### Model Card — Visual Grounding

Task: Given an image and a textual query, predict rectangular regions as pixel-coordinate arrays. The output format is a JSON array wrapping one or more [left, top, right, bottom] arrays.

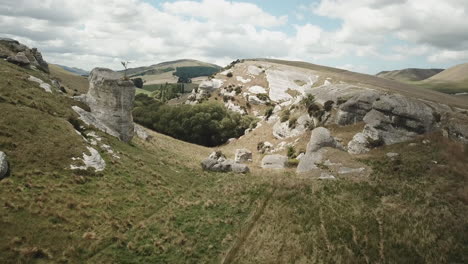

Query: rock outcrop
[[0, 38, 49, 73], [297, 127, 343, 173], [335, 91, 381, 125], [0, 151, 9, 179], [134, 124, 152, 141], [201, 151, 249, 173], [74, 68, 136, 142], [70, 147, 106, 172], [235, 149, 252, 163], [261, 154, 288, 169], [347, 94, 439, 153]]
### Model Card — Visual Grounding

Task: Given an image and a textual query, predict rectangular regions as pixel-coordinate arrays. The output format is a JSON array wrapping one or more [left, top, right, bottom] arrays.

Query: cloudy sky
[[1, 0, 467, 73]]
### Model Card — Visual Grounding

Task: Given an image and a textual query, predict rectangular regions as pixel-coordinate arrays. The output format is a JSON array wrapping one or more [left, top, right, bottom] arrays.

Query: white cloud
[[0, 0, 466, 73]]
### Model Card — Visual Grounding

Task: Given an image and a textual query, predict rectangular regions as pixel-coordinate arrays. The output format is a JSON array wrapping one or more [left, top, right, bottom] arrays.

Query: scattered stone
[[28, 75, 52, 93], [236, 76, 251, 83], [318, 172, 336, 180], [422, 139, 430, 144], [261, 154, 288, 169], [0, 151, 9, 179], [248, 85, 267, 94], [202, 151, 249, 173], [296, 151, 324, 173], [7, 52, 30, 66], [409, 143, 417, 147], [338, 167, 365, 174], [386, 152, 399, 158], [258, 141, 273, 154], [235, 149, 252, 163], [323, 159, 342, 166], [70, 147, 106, 172], [134, 124, 152, 141]]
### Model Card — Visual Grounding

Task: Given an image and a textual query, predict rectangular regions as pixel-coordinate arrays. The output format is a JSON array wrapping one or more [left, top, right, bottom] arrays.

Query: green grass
[[0, 59, 467, 263], [135, 88, 152, 96], [406, 80, 468, 94]]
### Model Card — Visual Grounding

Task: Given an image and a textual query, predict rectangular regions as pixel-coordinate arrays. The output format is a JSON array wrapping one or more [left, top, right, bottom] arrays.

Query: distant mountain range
[[56, 64, 89, 76]]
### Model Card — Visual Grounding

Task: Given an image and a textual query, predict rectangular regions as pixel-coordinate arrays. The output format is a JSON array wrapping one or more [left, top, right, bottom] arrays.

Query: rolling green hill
[[0, 58, 467, 263], [376, 68, 443, 82]]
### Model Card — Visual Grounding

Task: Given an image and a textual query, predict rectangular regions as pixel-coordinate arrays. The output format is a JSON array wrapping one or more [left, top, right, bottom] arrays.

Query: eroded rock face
[[0, 151, 9, 179], [7, 52, 30, 66], [335, 91, 382, 125], [0, 38, 49, 73], [75, 68, 135, 142]]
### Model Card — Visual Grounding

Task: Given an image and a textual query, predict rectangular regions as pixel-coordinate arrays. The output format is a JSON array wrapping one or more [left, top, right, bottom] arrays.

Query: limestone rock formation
[[7, 52, 30, 66], [261, 154, 288, 169], [235, 149, 252, 163], [0, 38, 49, 72], [70, 147, 106, 172], [297, 127, 343, 173], [335, 91, 382, 125], [201, 151, 249, 173], [0, 151, 9, 179], [74, 68, 136, 142]]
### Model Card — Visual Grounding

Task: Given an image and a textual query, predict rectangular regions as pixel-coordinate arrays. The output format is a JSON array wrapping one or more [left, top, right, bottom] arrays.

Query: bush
[[226, 72, 233, 78], [301, 94, 315, 109], [287, 159, 299, 167], [264, 106, 274, 119], [257, 93, 269, 102], [280, 110, 290, 123], [133, 95, 257, 147], [287, 146, 296, 159], [235, 86, 242, 94], [324, 100, 334, 112], [132, 78, 144, 88], [288, 116, 298, 128]]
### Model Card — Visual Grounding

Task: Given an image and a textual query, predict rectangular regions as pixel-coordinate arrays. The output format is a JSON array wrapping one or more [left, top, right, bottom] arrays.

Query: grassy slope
[[0, 59, 467, 263], [376, 68, 443, 82], [49, 64, 89, 94]]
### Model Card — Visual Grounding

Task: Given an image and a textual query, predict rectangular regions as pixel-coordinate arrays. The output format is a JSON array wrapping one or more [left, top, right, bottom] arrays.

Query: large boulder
[[261, 154, 288, 169], [306, 127, 342, 152], [7, 52, 30, 66], [297, 127, 343, 173], [82, 68, 136, 142], [0, 151, 9, 179], [235, 149, 252, 163], [201, 151, 249, 173]]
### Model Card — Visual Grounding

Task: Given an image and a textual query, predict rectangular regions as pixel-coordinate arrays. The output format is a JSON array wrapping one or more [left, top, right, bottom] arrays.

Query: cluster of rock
[[186, 79, 223, 104], [0, 38, 49, 73], [0, 151, 9, 179], [261, 154, 288, 169], [201, 151, 250, 173], [297, 127, 343, 173], [73, 68, 136, 142]]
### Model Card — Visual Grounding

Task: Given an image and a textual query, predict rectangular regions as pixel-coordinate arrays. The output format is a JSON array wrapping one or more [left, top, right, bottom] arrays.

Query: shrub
[[287, 158, 299, 167], [235, 86, 242, 94], [257, 93, 269, 102], [280, 110, 290, 123], [287, 146, 296, 159], [301, 94, 315, 109], [288, 116, 298, 128], [324, 100, 334, 112], [257, 141, 265, 151], [226, 72, 233, 78], [264, 106, 274, 119]]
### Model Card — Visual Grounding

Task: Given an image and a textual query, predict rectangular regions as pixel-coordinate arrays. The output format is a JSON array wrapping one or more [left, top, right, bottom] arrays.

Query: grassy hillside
[[0, 59, 467, 263], [49, 64, 89, 94], [125, 59, 221, 85], [427, 63, 468, 82], [376, 68, 443, 82]]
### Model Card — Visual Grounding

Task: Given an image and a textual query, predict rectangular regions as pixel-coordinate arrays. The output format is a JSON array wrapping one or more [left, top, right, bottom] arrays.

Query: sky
[[1, 0, 467, 74]]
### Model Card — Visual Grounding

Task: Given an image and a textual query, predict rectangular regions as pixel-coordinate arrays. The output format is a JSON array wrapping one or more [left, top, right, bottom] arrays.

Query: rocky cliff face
[[0, 38, 49, 73], [74, 68, 136, 142]]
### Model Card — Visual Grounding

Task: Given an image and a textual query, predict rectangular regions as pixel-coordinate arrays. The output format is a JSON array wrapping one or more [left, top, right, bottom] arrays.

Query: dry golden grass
[[49, 64, 89, 94]]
